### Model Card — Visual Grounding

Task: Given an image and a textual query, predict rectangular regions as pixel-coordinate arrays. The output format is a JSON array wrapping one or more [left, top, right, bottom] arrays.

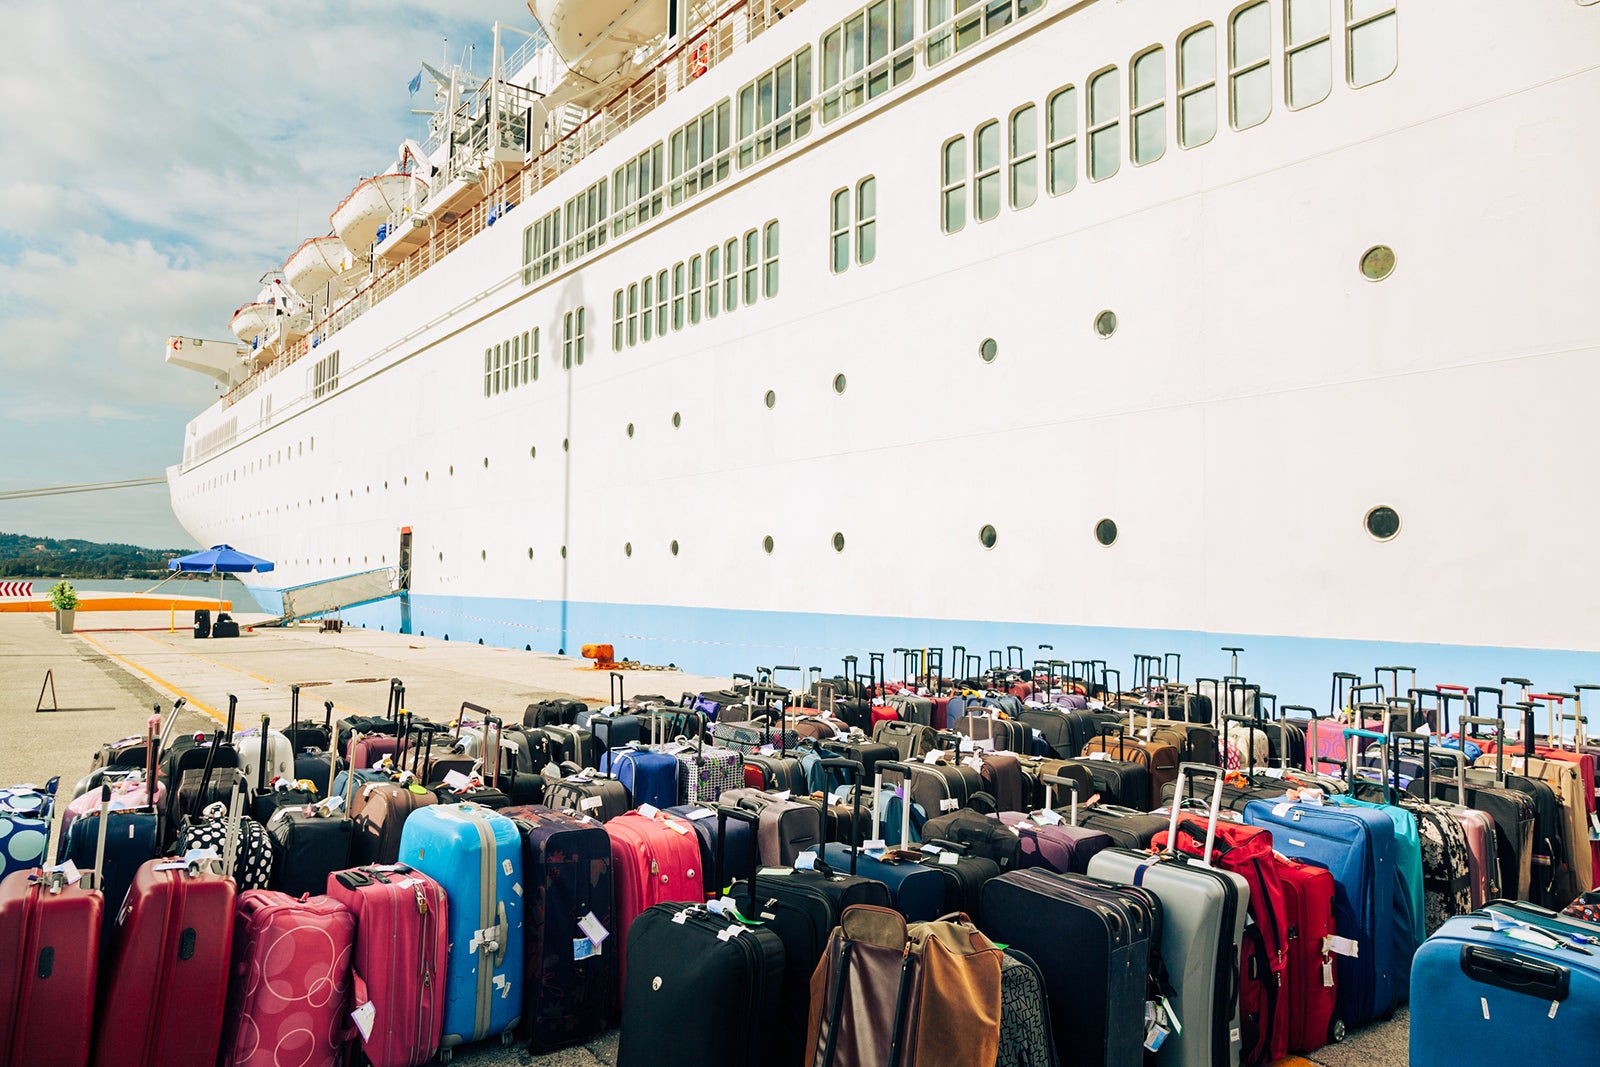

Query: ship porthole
[[563, 438, 570, 452], [1364, 505, 1401, 541], [1360, 245, 1396, 282], [764, 389, 777, 410], [529, 446, 537, 460], [1095, 518, 1118, 546], [763, 535, 775, 554], [832, 532, 846, 553], [1094, 310, 1117, 339], [625, 542, 633, 557], [672, 411, 682, 428], [561, 545, 568, 559], [449, 465, 454, 476], [627, 422, 635, 438], [979, 524, 998, 550], [833, 374, 847, 394], [670, 540, 680, 556], [482, 457, 488, 468], [437, 552, 443, 562], [480, 550, 486, 561], [527, 547, 533, 559], [979, 338, 998, 363]]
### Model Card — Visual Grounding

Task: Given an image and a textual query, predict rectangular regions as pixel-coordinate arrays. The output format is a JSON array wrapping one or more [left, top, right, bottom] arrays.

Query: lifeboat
[[229, 302, 276, 344], [282, 235, 353, 296], [531, 0, 667, 89], [330, 173, 426, 252]]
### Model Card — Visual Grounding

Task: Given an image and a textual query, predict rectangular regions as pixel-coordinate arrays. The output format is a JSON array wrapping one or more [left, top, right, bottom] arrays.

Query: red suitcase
[[324, 864, 449, 1067], [604, 810, 703, 1009], [0, 782, 110, 1067], [1277, 855, 1341, 1051], [92, 853, 236, 1066], [218, 890, 357, 1067]]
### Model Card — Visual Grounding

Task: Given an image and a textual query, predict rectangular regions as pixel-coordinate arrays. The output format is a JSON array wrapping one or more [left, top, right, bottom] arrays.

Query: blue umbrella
[[168, 545, 274, 612], [168, 545, 275, 574]]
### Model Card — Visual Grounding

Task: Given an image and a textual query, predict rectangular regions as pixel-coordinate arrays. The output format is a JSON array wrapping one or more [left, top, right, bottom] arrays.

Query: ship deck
[[0, 610, 1407, 1067]]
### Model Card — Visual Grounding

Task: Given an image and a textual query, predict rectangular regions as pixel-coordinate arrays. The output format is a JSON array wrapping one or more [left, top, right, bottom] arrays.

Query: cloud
[[0, 0, 517, 546]]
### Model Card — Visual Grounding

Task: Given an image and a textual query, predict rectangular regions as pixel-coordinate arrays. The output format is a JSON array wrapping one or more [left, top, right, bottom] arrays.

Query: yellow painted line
[[76, 631, 227, 727]]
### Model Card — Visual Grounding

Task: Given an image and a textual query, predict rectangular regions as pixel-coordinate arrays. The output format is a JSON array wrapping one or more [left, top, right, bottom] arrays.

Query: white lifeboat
[[531, 0, 667, 83], [330, 173, 426, 252], [229, 302, 276, 343], [282, 235, 353, 296]]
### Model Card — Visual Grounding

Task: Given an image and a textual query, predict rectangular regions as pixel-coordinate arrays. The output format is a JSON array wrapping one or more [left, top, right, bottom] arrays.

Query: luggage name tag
[[963, 755, 985, 772], [1143, 1024, 1169, 1053], [350, 1000, 376, 1042], [40, 860, 84, 889], [938, 851, 960, 866], [959, 737, 976, 753], [574, 937, 602, 959], [940, 798, 960, 811], [1322, 958, 1335, 987], [759, 745, 777, 756], [580, 796, 604, 812], [577, 911, 610, 946], [663, 818, 691, 835], [1031, 808, 1063, 826], [922, 750, 945, 764], [1085, 752, 1109, 761], [684, 807, 715, 820], [773, 790, 792, 801], [443, 770, 473, 792], [1323, 935, 1360, 958], [863, 838, 887, 856], [637, 803, 660, 819]]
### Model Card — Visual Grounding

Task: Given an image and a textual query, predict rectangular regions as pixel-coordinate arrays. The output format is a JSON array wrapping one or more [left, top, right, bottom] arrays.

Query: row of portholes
[[977, 311, 1118, 366]]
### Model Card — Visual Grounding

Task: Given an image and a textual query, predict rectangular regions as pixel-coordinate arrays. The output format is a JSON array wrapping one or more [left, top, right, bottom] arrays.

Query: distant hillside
[[0, 531, 188, 579]]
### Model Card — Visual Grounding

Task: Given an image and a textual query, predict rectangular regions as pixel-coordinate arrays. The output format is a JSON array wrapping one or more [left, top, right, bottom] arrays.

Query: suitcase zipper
[[418, 884, 436, 1063]]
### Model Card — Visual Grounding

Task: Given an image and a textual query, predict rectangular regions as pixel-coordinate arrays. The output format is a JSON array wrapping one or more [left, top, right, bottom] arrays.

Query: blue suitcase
[[0, 781, 57, 881], [1243, 797, 1402, 1026], [398, 803, 525, 1051], [1410, 910, 1600, 1066], [602, 748, 680, 811], [1327, 792, 1424, 954], [666, 803, 754, 894]]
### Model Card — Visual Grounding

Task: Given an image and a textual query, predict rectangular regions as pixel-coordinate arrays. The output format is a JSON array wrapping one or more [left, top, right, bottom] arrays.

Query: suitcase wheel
[[502, 1032, 516, 1047], [438, 1050, 452, 1064], [1329, 1019, 1346, 1043]]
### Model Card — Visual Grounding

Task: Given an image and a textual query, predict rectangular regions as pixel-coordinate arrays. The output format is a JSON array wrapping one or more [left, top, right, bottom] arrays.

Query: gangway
[[258, 568, 401, 626]]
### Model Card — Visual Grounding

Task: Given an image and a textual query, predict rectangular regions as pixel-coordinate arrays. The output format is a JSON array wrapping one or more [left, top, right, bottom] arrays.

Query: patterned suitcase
[[499, 806, 614, 1052], [0, 781, 57, 882], [668, 737, 744, 806], [397, 804, 525, 1052], [218, 891, 356, 1067], [324, 864, 449, 1067]]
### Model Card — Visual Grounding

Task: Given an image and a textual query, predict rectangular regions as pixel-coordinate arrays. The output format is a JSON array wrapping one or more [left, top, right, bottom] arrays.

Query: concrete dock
[[0, 608, 1407, 1067]]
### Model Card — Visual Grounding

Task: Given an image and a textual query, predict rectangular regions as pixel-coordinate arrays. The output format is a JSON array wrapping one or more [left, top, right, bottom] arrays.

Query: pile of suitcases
[[2, 653, 1598, 1066]]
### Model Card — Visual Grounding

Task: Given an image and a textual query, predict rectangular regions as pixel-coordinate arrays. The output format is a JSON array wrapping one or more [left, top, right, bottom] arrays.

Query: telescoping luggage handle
[[1041, 773, 1081, 826], [714, 804, 762, 901], [1165, 762, 1226, 867], [1389, 729, 1469, 808], [819, 757, 865, 875], [1459, 715, 1511, 787], [875, 760, 917, 857], [1343, 727, 1395, 803]]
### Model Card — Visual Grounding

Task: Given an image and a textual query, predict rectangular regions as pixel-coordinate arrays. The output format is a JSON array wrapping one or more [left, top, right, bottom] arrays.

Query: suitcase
[[995, 811, 1112, 875], [952, 712, 1029, 754], [615, 898, 785, 1067], [603, 809, 704, 1006], [981, 869, 1154, 1067], [921, 806, 1023, 872], [667, 802, 755, 896], [233, 715, 295, 799], [602, 746, 681, 810], [585, 712, 641, 755], [1086, 764, 1248, 1067], [266, 801, 354, 898], [0, 785, 110, 1067], [809, 760, 947, 922], [832, 735, 898, 781], [526, 699, 585, 728], [499, 806, 615, 1052], [542, 765, 631, 822], [1409, 909, 1600, 1067], [93, 823, 239, 1066], [975, 751, 1025, 813], [1080, 727, 1179, 809], [805, 904, 1004, 1067], [1276, 855, 1340, 1052], [917, 839, 999, 923], [667, 734, 744, 806], [396, 804, 524, 1052], [325, 864, 448, 1067], [175, 797, 275, 891], [996, 948, 1059, 1067], [218, 890, 356, 1067], [0, 781, 58, 882], [872, 719, 940, 760], [895, 757, 984, 820], [715, 787, 824, 867]]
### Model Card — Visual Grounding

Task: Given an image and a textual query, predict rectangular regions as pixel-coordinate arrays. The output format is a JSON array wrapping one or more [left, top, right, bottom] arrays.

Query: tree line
[[0, 531, 188, 579]]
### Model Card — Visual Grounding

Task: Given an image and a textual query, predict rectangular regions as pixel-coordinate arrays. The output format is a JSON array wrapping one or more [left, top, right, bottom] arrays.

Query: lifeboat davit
[[330, 173, 426, 252], [283, 235, 354, 296], [229, 302, 276, 343]]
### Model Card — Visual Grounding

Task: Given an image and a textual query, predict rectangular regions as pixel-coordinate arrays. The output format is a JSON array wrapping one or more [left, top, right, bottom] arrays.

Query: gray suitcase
[[1085, 763, 1248, 1067]]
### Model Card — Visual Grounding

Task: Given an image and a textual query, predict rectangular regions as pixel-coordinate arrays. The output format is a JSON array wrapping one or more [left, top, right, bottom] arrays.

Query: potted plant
[[49, 580, 78, 634]]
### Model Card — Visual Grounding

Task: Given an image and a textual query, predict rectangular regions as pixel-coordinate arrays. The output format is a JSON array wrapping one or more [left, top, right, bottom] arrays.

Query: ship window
[[1008, 105, 1037, 210], [1131, 47, 1166, 165], [974, 120, 1001, 221], [832, 189, 851, 273], [744, 229, 761, 304], [673, 262, 686, 330], [1095, 310, 1118, 337], [1230, 2, 1272, 130], [834, 373, 848, 394], [625, 542, 633, 557], [483, 348, 491, 398], [527, 328, 538, 381], [833, 532, 846, 552], [927, 0, 1040, 65], [1095, 518, 1119, 546], [724, 238, 740, 312], [1365, 505, 1400, 540], [672, 411, 682, 428], [563, 307, 586, 369], [764, 221, 781, 298], [1286, 0, 1332, 108], [980, 337, 998, 363], [707, 246, 721, 318], [979, 524, 998, 549], [821, 0, 914, 122], [656, 269, 669, 336], [627, 422, 635, 438], [642, 275, 655, 342], [670, 540, 680, 556], [740, 46, 813, 167], [1178, 25, 1217, 148], [491, 345, 502, 396], [1088, 67, 1121, 181], [856, 177, 877, 264], [941, 135, 967, 233], [669, 100, 733, 206], [627, 284, 639, 346], [610, 142, 664, 237], [1046, 86, 1078, 195], [613, 289, 625, 351], [690, 255, 704, 324], [765, 389, 778, 409], [1346, 0, 1397, 87], [763, 535, 775, 554], [1360, 244, 1396, 280]]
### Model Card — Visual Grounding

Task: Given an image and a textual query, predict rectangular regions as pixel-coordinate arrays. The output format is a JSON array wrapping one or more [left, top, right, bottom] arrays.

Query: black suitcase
[[899, 759, 985, 818], [744, 753, 808, 793], [1078, 805, 1171, 849], [616, 808, 786, 1067], [834, 737, 897, 781], [919, 839, 1000, 923], [919, 804, 1022, 871], [1063, 756, 1149, 809], [543, 765, 630, 822], [952, 713, 1028, 754], [192, 607, 211, 639], [266, 805, 354, 897], [540, 723, 598, 769], [982, 869, 1156, 1067]]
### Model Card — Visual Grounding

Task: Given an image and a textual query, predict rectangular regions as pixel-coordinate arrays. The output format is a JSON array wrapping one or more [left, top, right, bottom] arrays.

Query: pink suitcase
[[603, 810, 703, 1009], [0, 854, 105, 1067], [324, 864, 449, 1067], [59, 776, 165, 842], [218, 890, 357, 1067]]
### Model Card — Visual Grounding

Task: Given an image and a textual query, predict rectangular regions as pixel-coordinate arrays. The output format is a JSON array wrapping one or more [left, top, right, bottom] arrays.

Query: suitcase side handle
[[1460, 944, 1569, 1000]]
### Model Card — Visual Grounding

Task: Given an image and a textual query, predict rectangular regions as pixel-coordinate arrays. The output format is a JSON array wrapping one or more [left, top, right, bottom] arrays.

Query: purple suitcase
[[998, 811, 1114, 874]]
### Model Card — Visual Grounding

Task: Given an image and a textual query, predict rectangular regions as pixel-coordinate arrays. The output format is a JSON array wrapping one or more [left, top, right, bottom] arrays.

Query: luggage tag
[[1323, 935, 1360, 958], [1031, 808, 1063, 826], [863, 838, 887, 857], [39, 860, 84, 890], [443, 770, 473, 792], [577, 911, 610, 947], [963, 755, 986, 772], [683, 807, 716, 821], [637, 803, 660, 819], [350, 1000, 376, 1042], [938, 851, 961, 866], [573, 937, 602, 960]]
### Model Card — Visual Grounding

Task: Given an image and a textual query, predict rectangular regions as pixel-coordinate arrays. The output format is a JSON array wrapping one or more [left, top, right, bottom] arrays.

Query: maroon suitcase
[[218, 890, 357, 1067], [92, 853, 236, 1066], [324, 864, 449, 1067], [0, 817, 107, 1067]]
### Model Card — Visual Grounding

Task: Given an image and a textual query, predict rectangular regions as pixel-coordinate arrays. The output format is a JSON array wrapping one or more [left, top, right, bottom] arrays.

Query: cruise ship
[[165, 0, 1600, 705]]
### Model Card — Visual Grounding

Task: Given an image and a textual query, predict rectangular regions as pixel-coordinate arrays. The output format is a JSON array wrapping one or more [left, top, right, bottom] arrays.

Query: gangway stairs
[[258, 568, 402, 626]]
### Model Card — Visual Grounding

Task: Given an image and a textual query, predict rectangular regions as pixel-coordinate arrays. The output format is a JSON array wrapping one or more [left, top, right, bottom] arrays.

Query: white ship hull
[[168, 0, 1600, 701]]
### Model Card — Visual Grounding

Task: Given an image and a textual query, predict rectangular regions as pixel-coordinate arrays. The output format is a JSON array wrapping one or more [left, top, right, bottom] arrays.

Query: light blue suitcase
[[398, 803, 524, 1055], [1411, 908, 1600, 1065]]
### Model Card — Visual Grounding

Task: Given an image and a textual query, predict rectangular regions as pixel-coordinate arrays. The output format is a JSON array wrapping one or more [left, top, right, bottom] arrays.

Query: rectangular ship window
[[941, 134, 967, 232], [1286, 0, 1331, 109], [974, 119, 1001, 220], [613, 289, 625, 351], [1046, 86, 1077, 195], [655, 269, 669, 335], [707, 246, 721, 318], [1088, 67, 1120, 181], [1230, 2, 1271, 130], [1131, 47, 1166, 165], [1178, 25, 1217, 148], [821, 0, 913, 122], [642, 275, 655, 342], [743, 230, 760, 305], [1008, 106, 1037, 209], [690, 254, 704, 324], [763, 220, 780, 298], [672, 261, 686, 330], [724, 238, 740, 312], [1346, 0, 1397, 88], [627, 283, 639, 345], [831, 189, 851, 273], [856, 177, 877, 264], [740, 46, 813, 167]]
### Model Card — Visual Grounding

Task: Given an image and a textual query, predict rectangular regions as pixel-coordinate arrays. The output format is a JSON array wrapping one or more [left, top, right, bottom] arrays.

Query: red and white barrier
[[0, 581, 35, 597]]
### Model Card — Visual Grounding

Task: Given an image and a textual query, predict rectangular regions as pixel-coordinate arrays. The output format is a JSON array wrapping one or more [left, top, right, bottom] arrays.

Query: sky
[[0, 1, 523, 549]]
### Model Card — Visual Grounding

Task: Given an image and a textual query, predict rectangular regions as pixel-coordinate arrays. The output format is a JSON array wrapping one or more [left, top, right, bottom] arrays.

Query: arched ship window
[[1229, 3, 1272, 130], [1346, 0, 1398, 88], [1286, 0, 1332, 109]]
